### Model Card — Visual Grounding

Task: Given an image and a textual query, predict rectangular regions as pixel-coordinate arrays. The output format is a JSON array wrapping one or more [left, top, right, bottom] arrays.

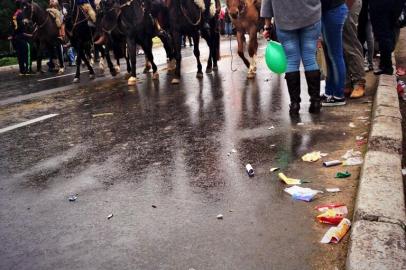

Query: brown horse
[[226, 0, 263, 79]]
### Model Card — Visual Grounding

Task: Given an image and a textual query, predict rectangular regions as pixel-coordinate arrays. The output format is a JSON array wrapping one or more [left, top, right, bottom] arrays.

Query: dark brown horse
[[64, 0, 96, 82], [21, 0, 65, 73], [167, 0, 220, 84], [226, 0, 263, 79]]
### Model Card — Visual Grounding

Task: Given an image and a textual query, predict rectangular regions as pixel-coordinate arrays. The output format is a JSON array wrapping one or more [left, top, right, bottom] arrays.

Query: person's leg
[[343, 0, 366, 97], [15, 38, 25, 74], [299, 21, 322, 113], [365, 14, 374, 70], [321, 4, 348, 102], [276, 27, 301, 115]]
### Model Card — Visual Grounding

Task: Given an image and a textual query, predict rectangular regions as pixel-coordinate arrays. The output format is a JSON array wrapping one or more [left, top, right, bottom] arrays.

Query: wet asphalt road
[[0, 37, 375, 270]]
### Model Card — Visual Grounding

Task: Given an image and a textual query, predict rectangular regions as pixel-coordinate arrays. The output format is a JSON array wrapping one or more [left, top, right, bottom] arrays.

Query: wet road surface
[[0, 37, 376, 270]]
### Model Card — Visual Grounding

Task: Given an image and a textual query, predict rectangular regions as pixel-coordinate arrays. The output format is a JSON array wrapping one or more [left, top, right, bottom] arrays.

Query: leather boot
[[285, 71, 301, 115], [305, 70, 321, 114]]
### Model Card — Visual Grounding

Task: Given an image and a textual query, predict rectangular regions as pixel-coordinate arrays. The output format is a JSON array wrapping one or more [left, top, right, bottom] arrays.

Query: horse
[[97, 0, 174, 81], [94, 0, 131, 77], [21, 0, 65, 74], [167, 0, 220, 84], [226, 0, 263, 79], [98, 0, 173, 85], [64, 0, 96, 82]]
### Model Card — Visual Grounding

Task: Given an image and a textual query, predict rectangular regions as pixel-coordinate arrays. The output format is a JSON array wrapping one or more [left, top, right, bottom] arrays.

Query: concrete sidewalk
[[346, 29, 406, 270]]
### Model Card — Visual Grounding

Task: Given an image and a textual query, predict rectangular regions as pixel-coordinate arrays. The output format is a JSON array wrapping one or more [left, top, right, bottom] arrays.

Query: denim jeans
[[322, 3, 348, 98], [224, 22, 232, 35], [276, 21, 321, 73]]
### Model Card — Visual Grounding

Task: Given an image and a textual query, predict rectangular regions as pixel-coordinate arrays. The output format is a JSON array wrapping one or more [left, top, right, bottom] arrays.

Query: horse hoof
[[196, 72, 203, 79], [57, 68, 64, 74], [73, 77, 80, 83], [89, 74, 95, 80], [115, 65, 121, 73], [171, 78, 180, 84], [152, 72, 159, 80], [247, 72, 256, 79], [128, 76, 137, 85], [110, 70, 117, 77], [205, 67, 212, 74], [213, 66, 218, 71]]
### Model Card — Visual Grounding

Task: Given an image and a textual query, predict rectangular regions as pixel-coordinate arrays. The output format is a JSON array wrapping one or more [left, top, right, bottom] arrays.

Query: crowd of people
[[261, 0, 406, 115]]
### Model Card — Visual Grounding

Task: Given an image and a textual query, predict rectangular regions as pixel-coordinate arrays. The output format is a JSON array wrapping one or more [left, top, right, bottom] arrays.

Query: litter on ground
[[107, 214, 114, 220], [320, 218, 351, 244], [349, 122, 356, 128], [402, 168, 406, 175], [270, 167, 280, 172], [246, 164, 254, 177], [343, 157, 363, 166], [68, 195, 77, 202], [302, 151, 322, 162], [323, 160, 342, 167], [92, 113, 114, 117], [326, 188, 341, 193], [335, 171, 351, 178], [278, 173, 302, 185], [341, 149, 361, 160], [217, 214, 223, 219], [268, 126, 275, 130], [284, 186, 323, 202], [316, 204, 348, 225]]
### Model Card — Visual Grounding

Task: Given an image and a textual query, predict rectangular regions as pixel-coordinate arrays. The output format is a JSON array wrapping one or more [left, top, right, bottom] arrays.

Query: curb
[[346, 75, 406, 270]]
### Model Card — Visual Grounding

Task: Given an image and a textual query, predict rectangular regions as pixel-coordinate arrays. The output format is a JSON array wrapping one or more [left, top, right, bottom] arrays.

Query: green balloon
[[265, 41, 287, 74]]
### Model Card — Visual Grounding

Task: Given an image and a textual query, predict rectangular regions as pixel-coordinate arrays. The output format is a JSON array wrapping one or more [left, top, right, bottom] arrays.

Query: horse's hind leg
[[170, 31, 182, 84], [236, 31, 250, 68], [143, 40, 158, 80], [126, 38, 138, 85], [192, 33, 203, 79], [247, 28, 258, 79], [158, 30, 175, 71], [57, 42, 65, 74], [79, 47, 95, 79], [73, 48, 81, 83]]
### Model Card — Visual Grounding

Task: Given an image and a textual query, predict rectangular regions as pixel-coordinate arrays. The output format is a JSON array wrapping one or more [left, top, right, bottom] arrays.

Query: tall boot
[[285, 71, 301, 115], [305, 70, 321, 114]]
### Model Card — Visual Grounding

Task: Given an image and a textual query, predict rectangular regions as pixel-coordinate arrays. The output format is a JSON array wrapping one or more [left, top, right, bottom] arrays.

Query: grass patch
[[0, 57, 18, 67]]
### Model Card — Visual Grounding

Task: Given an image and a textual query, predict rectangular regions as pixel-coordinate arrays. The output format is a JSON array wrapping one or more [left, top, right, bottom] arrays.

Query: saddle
[[47, 8, 63, 28]]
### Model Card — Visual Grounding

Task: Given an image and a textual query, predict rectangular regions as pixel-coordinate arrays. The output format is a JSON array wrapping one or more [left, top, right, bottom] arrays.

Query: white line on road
[[37, 71, 89, 82], [0, 114, 59, 134]]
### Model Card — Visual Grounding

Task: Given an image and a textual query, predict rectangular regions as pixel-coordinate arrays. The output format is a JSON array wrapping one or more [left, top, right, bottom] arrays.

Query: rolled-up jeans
[[322, 3, 348, 98], [276, 21, 321, 73]]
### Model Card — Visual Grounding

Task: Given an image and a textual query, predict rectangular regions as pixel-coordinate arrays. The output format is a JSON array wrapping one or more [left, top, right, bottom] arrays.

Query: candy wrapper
[[278, 173, 301, 185], [320, 218, 351, 244], [316, 203, 348, 225]]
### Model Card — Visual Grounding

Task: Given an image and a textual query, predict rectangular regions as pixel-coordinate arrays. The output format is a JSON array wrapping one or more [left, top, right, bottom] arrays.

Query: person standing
[[369, 0, 405, 75], [342, 0, 366, 99], [261, 0, 322, 115], [321, 0, 349, 106], [10, 0, 32, 75]]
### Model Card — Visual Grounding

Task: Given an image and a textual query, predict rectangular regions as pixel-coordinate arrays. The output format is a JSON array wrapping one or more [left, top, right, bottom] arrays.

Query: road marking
[[0, 114, 58, 134], [37, 71, 89, 82]]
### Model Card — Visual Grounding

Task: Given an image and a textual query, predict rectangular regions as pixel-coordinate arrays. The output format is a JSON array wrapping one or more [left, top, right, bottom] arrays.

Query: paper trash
[[320, 218, 351, 244], [284, 186, 323, 202], [278, 173, 301, 185]]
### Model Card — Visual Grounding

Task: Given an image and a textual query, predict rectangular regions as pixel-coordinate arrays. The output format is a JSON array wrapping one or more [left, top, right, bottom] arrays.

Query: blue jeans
[[276, 21, 321, 73], [224, 22, 232, 35], [322, 4, 348, 98]]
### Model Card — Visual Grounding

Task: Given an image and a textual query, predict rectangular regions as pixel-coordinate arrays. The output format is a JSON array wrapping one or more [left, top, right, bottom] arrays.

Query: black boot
[[305, 70, 321, 114], [285, 71, 301, 115]]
